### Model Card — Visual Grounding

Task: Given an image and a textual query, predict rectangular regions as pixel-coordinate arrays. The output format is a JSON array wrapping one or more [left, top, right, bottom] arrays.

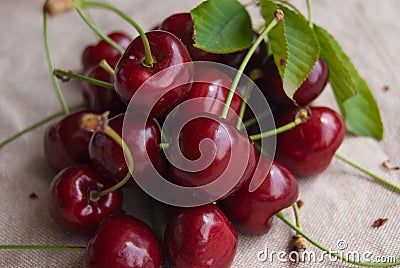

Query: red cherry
[[48, 164, 123, 233], [82, 32, 131, 70], [276, 106, 346, 177], [220, 156, 299, 235], [44, 110, 93, 171], [160, 13, 220, 62], [89, 113, 161, 188], [167, 114, 256, 199], [114, 30, 193, 118], [259, 57, 329, 106], [164, 204, 237, 268], [84, 214, 163, 268], [176, 66, 242, 124], [82, 65, 126, 116]]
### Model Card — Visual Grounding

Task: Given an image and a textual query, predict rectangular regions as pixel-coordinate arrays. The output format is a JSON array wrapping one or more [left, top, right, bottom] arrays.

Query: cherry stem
[[274, 0, 302, 14], [99, 59, 115, 76], [43, 4, 70, 114], [249, 117, 303, 141], [276, 212, 400, 267], [243, 111, 269, 129], [235, 81, 253, 130], [292, 203, 306, 251], [153, 118, 168, 142], [74, 6, 124, 55], [306, 0, 314, 28], [0, 102, 86, 150], [0, 245, 85, 251], [159, 143, 169, 150], [80, 113, 134, 199], [335, 153, 400, 193], [80, 0, 154, 67], [221, 10, 284, 120], [54, 69, 114, 89]]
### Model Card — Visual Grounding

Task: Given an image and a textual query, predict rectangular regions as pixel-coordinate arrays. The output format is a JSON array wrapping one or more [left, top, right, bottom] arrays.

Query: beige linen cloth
[[0, 0, 399, 267]]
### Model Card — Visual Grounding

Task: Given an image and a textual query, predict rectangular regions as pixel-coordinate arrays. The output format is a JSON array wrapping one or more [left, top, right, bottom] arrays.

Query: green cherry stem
[[43, 4, 70, 114], [292, 203, 306, 251], [159, 143, 169, 150], [249, 117, 303, 141], [335, 153, 400, 193], [0, 102, 87, 150], [80, 113, 134, 199], [74, 6, 124, 54], [235, 80, 253, 130], [221, 10, 284, 120], [99, 59, 115, 76], [274, 0, 302, 15], [54, 69, 114, 89], [0, 245, 85, 251], [276, 212, 400, 267], [79, 0, 154, 67], [306, 0, 314, 28]]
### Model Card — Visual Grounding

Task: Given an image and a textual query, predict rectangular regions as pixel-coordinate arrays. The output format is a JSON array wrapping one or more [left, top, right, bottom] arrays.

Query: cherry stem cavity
[[221, 10, 284, 120], [99, 59, 115, 76], [0, 245, 85, 251], [0, 102, 87, 150], [80, 113, 134, 199], [276, 212, 400, 267], [250, 117, 303, 141], [75, 8, 124, 55], [43, 5, 70, 114], [80, 0, 154, 67], [335, 153, 400, 193], [54, 69, 114, 89]]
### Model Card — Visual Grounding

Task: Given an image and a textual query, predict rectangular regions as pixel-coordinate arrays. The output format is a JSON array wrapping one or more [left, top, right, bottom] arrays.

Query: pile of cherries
[[43, 10, 346, 268]]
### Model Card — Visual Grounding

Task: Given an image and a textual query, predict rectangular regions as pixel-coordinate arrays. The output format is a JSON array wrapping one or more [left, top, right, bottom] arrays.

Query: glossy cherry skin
[[220, 156, 299, 235], [48, 164, 123, 233], [167, 114, 256, 198], [276, 106, 346, 177], [176, 66, 242, 123], [259, 57, 329, 106], [220, 31, 267, 73], [160, 13, 220, 62], [164, 204, 237, 268], [82, 32, 131, 70], [114, 30, 193, 118], [44, 109, 93, 171], [84, 214, 163, 268], [89, 113, 161, 188], [82, 65, 126, 116]]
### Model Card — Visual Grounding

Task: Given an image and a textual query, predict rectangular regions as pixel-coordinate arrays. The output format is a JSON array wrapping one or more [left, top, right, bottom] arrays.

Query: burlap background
[[0, 0, 399, 267]]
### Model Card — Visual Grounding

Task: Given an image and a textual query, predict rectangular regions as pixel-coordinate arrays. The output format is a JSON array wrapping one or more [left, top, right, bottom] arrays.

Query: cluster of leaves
[[190, 0, 383, 140]]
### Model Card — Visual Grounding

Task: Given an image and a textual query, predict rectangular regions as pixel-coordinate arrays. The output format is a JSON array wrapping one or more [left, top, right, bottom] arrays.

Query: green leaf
[[260, 1, 320, 98], [190, 0, 253, 53], [315, 25, 383, 140]]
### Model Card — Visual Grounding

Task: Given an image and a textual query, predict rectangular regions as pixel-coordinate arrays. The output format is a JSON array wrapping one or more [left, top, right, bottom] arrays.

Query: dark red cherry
[[220, 156, 299, 235], [114, 30, 193, 118], [176, 66, 242, 123], [259, 57, 329, 106], [276, 106, 346, 177], [84, 214, 163, 268], [160, 13, 220, 62], [48, 164, 123, 233], [220, 31, 267, 73], [44, 109, 93, 171], [82, 32, 131, 70], [164, 204, 237, 268], [89, 113, 161, 188], [82, 65, 126, 116], [166, 114, 256, 199]]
